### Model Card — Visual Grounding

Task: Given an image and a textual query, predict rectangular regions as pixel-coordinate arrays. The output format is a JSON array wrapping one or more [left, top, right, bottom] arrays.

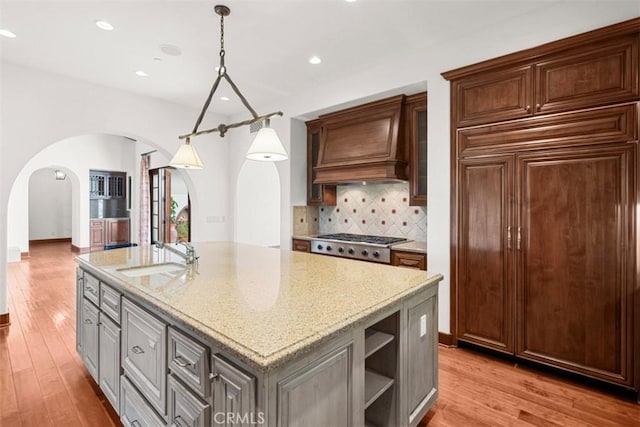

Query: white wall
[[29, 168, 72, 240], [0, 62, 231, 316], [235, 160, 281, 247]]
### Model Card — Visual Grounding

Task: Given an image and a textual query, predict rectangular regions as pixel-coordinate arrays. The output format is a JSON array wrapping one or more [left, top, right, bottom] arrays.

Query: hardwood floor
[[1, 241, 639, 426]]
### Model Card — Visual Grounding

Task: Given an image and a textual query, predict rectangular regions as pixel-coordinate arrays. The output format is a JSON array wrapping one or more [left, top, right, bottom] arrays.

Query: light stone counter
[[77, 241, 441, 372], [392, 240, 427, 254]]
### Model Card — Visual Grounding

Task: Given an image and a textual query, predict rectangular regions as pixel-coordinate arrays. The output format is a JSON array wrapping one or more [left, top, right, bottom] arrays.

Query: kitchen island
[[76, 241, 442, 427]]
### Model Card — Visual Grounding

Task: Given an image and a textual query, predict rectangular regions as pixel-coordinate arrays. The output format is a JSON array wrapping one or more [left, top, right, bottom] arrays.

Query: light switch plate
[[420, 314, 427, 337]]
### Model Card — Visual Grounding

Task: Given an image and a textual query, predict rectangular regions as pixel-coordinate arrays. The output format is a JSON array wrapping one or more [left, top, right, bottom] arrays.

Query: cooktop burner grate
[[316, 233, 407, 246]]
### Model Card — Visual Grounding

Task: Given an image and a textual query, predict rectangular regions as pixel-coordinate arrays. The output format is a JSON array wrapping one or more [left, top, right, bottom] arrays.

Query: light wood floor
[[2, 241, 639, 426]]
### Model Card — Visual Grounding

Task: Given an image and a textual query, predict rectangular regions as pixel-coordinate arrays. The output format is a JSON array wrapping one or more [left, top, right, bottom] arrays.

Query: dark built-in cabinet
[[444, 18, 639, 395]]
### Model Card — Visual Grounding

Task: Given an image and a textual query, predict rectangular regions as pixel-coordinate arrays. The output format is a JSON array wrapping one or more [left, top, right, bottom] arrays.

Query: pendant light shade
[[246, 125, 288, 161], [169, 138, 204, 169]]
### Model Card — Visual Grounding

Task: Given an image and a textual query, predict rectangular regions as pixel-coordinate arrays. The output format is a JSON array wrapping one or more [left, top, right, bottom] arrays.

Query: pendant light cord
[[184, 6, 280, 140]]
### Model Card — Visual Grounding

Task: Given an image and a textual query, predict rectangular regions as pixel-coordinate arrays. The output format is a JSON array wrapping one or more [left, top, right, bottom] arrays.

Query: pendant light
[[170, 4, 287, 169]]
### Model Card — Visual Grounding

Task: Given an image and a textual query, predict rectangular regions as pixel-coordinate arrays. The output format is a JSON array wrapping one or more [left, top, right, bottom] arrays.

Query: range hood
[[313, 95, 409, 184]]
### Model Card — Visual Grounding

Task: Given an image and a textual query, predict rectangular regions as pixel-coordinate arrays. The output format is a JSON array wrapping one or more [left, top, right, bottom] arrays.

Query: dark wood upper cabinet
[[536, 36, 638, 115], [446, 23, 639, 128], [306, 120, 336, 206], [405, 93, 427, 206], [452, 65, 533, 127]]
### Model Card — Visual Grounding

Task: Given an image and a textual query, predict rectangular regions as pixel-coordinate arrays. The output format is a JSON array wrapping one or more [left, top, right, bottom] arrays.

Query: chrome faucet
[[155, 241, 198, 265]]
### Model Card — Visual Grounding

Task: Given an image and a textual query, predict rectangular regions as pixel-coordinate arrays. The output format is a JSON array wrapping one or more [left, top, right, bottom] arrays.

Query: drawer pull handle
[[131, 345, 145, 354], [209, 372, 219, 381], [171, 416, 184, 427], [84, 319, 93, 324], [173, 356, 192, 368], [131, 420, 142, 427]]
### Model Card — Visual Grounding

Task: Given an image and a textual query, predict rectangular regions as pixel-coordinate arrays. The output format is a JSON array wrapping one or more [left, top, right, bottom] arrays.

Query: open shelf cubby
[[364, 311, 399, 427]]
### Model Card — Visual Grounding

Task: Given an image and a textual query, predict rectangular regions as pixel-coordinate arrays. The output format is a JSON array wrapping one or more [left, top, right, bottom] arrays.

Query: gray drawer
[[168, 327, 210, 398], [100, 282, 122, 324], [168, 375, 210, 427], [83, 272, 100, 306], [120, 375, 164, 427], [122, 298, 167, 416]]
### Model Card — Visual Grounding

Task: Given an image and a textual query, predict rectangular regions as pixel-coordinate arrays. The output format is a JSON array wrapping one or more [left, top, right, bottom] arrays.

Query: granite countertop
[[77, 242, 441, 371], [392, 241, 427, 254]]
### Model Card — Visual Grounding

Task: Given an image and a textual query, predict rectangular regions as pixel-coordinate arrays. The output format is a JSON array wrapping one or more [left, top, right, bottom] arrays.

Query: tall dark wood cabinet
[[444, 18, 640, 395], [306, 119, 336, 206]]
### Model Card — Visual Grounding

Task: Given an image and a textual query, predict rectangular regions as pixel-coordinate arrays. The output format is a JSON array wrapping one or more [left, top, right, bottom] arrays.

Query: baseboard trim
[[0, 313, 10, 328], [30, 238, 72, 244], [71, 245, 90, 254], [438, 332, 455, 347]]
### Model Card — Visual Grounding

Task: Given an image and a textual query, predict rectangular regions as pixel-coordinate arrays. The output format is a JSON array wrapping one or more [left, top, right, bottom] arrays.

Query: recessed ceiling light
[[345, 0, 357, 2], [135, 70, 148, 77], [153, 57, 162, 62], [94, 20, 114, 31], [309, 56, 322, 65], [0, 29, 17, 38], [220, 96, 230, 101], [160, 44, 182, 56]]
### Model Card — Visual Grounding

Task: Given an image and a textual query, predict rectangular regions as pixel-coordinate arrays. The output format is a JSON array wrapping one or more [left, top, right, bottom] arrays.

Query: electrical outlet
[[420, 314, 427, 337]]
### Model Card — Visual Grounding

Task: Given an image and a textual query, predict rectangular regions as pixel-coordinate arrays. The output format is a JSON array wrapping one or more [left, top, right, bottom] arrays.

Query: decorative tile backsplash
[[319, 182, 427, 241]]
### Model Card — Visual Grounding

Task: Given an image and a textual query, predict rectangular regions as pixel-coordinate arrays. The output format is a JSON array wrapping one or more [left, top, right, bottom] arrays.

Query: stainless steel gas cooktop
[[311, 233, 408, 264]]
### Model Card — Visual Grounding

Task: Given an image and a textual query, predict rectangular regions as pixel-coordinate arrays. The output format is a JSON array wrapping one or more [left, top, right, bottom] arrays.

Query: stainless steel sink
[[117, 262, 186, 277]]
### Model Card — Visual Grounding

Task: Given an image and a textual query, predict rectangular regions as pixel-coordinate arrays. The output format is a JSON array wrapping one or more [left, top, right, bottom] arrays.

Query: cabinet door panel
[[168, 375, 210, 427], [99, 313, 121, 413], [458, 156, 514, 353], [517, 144, 635, 386], [277, 345, 352, 427], [406, 291, 438, 424], [453, 65, 532, 127], [212, 354, 256, 427], [306, 120, 336, 206], [81, 299, 100, 382], [536, 36, 639, 115], [122, 298, 167, 415]]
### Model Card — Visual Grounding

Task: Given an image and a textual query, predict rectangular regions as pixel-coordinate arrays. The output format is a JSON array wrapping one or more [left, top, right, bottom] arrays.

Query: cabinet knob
[[536, 103, 541, 111], [209, 372, 219, 381], [131, 345, 145, 354], [526, 105, 531, 113], [84, 319, 92, 324], [131, 421, 142, 427]]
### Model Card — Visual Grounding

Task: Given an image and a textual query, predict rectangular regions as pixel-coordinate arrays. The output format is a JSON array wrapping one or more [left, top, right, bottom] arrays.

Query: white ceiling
[[0, 0, 604, 117]]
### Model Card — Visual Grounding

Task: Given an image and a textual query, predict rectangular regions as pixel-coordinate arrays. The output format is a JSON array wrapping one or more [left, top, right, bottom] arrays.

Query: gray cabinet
[[168, 375, 210, 427], [212, 354, 256, 427], [99, 312, 121, 412], [81, 298, 100, 382], [100, 283, 122, 324], [120, 375, 165, 427], [76, 269, 83, 355], [122, 298, 167, 416], [83, 272, 100, 306], [406, 291, 438, 425], [168, 327, 210, 399], [277, 345, 353, 427]]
